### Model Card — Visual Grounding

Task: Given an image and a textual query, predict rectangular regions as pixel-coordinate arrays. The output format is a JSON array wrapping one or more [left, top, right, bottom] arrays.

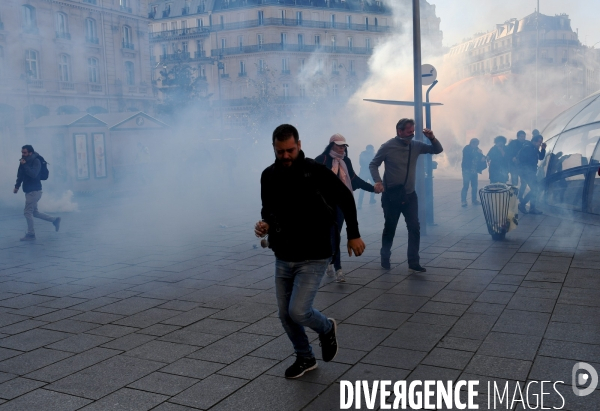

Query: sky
[[434, 0, 600, 47]]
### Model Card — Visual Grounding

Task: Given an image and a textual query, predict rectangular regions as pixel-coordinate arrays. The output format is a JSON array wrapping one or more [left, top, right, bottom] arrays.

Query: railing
[[238, 72, 247, 77], [221, 73, 230, 78], [211, 43, 372, 56], [160, 52, 205, 62], [89, 84, 103, 92], [128, 86, 137, 93], [195, 51, 206, 58], [29, 80, 43, 88], [281, 69, 291, 75], [149, 26, 210, 40], [83, 0, 97, 4], [56, 31, 71, 40], [59, 81, 75, 90], [120, 5, 132, 13], [122, 41, 135, 50], [211, 0, 390, 14], [86, 37, 99, 44]]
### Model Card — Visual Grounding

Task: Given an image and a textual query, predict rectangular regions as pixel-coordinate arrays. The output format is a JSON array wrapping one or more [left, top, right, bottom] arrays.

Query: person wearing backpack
[[315, 134, 379, 283], [13, 145, 61, 241], [254, 124, 366, 379]]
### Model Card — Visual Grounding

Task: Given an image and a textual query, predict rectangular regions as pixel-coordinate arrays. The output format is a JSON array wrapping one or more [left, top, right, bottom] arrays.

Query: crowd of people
[[461, 129, 547, 214]]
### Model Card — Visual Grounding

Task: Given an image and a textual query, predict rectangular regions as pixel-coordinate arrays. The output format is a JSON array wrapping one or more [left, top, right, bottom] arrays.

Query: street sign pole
[[425, 79, 438, 225], [412, 0, 426, 235]]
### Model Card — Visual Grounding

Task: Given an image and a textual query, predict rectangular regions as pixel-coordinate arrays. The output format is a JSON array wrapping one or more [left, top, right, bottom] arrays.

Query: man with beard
[[254, 124, 365, 379], [370, 118, 443, 272]]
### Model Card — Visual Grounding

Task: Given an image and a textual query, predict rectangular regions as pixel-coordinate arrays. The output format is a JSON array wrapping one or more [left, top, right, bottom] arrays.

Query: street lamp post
[[412, 0, 426, 235]]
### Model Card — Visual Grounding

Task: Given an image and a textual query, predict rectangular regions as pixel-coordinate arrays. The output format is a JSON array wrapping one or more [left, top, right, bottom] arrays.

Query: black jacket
[[15, 152, 42, 193], [462, 145, 486, 173], [486, 146, 509, 183], [260, 151, 360, 262], [314, 153, 375, 193], [506, 139, 525, 162], [517, 141, 546, 172]]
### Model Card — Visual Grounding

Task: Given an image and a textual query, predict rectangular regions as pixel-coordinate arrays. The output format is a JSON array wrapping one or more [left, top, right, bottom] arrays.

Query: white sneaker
[[335, 269, 345, 283], [326, 264, 335, 278]]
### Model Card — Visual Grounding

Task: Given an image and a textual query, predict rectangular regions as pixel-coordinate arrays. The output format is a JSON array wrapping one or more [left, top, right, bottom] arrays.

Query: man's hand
[[423, 129, 436, 141], [254, 221, 269, 237], [374, 182, 384, 193], [541, 143, 547, 150], [19, 159, 26, 165], [13, 188, 18, 194], [347, 238, 366, 257]]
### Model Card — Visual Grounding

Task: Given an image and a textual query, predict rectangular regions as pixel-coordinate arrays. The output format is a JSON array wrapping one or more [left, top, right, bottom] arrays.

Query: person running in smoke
[[357, 145, 377, 209], [460, 138, 486, 207], [506, 130, 527, 190], [254, 124, 366, 379], [13, 145, 61, 241], [315, 134, 379, 283], [517, 134, 546, 215], [487, 136, 509, 184], [369, 118, 443, 272]]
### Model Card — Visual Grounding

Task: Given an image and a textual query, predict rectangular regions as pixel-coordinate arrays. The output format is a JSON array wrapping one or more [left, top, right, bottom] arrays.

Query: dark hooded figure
[[487, 135, 509, 183]]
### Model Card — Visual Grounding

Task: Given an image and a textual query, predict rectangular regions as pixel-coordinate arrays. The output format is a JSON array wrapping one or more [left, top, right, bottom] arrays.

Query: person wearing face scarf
[[315, 134, 380, 283], [369, 119, 444, 272]]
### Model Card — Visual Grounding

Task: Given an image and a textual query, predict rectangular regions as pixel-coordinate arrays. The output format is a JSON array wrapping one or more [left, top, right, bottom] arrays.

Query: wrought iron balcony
[[56, 31, 71, 40], [149, 27, 209, 41], [59, 81, 75, 91], [122, 41, 135, 50], [212, 0, 391, 14], [83, 0, 97, 4], [86, 37, 99, 44], [211, 43, 373, 56]]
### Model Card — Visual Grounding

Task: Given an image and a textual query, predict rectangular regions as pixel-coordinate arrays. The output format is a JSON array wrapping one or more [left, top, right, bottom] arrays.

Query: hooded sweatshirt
[[15, 152, 42, 193]]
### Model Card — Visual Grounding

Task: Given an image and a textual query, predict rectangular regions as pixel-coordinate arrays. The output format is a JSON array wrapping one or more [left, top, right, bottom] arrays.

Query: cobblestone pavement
[[0, 179, 599, 410]]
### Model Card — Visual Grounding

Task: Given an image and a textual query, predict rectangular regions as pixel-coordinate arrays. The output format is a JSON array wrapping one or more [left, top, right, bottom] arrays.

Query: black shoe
[[381, 258, 391, 270], [409, 264, 427, 273], [284, 356, 317, 379], [53, 217, 61, 232], [319, 318, 338, 362]]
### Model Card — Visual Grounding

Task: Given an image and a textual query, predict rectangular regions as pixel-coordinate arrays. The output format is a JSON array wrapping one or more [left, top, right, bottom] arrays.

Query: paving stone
[[148, 403, 194, 411], [506, 296, 556, 313], [170, 374, 248, 409], [94, 297, 165, 316], [387, 280, 446, 297], [128, 372, 199, 396], [217, 356, 278, 380], [302, 384, 342, 411], [476, 290, 514, 305], [0, 389, 92, 410], [465, 355, 531, 381], [447, 313, 497, 340], [335, 323, 393, 351], [0, 377, 46, 400], [124, 340, 198, 363], [68, 311, 125, 325], [46, 356, 165, 400], [42, 319, 100, 334], [421, 348, 474, 370], [360, 346, 426, 370], [408, 312, 459, 326], [0, 348, 73, 375], [240, 317, 284, 337], [538, 339, 600, 363], [418, 301, 470, 316], [524, 271, 567, 283], [381, 322, 451, 352], [0, 373, 15, 384], [477, 332, 542, 361], [160, 358, 225, 379], [558, 287, 600, 307], [160, 307, 220, 326], [365, 293, 429, 314], [189, 332, 274, 364], [437, 337, 482, 352], [100, 333, 156, 351], [137, 323, 181, 337], [0, 328, 71, 351], [207, 374, 324, 411], [24, 347, 120, 382], [544, 322, 600, 344], [492, 310, 551, 337], [86, 324, 138, 338], [45, 333, 113, 353], [112, 308, 181, 328], [249, 334, 294, 361], [406, 364, 462, 382], [77, 388, 168, 411], [0, 319, 47, 335]]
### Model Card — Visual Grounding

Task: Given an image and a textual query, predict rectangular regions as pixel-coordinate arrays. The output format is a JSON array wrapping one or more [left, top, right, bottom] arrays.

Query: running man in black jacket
[[517, 134, 546, 214], [254, 124, 365, 379]]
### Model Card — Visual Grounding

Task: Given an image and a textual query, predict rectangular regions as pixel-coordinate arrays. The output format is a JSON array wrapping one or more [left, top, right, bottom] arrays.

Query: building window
[[257, 34, 264, 50], [297, 11, 302, 25], [58, 54, 71, 82], [171, 21, 177, 31], [366, 38, 371, 50], [171, 42, 177, 53], [348, 37, 353, 50], [317, 58, 323, 73], [315, 35, 320, 47], [25, 50, 39, 79], [282, 58, 289, 73], [365, 17, 369, 30], [331, 14, 335, 27], [221, 38, 226, 50], [123, 26, 133, 49], [182, 41, 188, 53], [181, 20, 187, 30], [22, 5, 37, 31], [258, 59, 265, 73], [332, 59, 338, 74], [258, 10, 264, 25], [374, 18, 378, 27], [281, 10, 286, 23], [346, 15, 351, 28], [125, 61, 135, 85], [298, 34, 304, 47], [161, 22, 168, 31], [300, 58, 305, 70], [238, 35, 243, 51], [281, 33, 287, 46], [299, 84, 306, 97], [349, 60, 355, 74], [85, 18, 98, 43], [219, 16, 224, 29], [331, 36, 336, 50], [161, 44, 168, 57], [56, 13, 69, 38], [199, 64, 206, 78], [88, 57, 99, 83], [196, 40, 204, 57], [332, 84, 338, 97], [197, 18, 203, 28], [283, 83, 289, 98], [240, 61, 246, 76]]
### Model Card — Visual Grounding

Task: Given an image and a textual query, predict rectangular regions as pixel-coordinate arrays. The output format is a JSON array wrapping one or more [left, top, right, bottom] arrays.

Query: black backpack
[[37, 155, 49, 181]]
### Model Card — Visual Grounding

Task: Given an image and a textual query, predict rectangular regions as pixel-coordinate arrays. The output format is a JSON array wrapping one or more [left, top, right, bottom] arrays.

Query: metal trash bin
[[479, 183, 519, 240]]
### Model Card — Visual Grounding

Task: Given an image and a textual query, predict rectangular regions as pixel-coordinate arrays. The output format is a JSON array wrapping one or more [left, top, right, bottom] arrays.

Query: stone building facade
[[0, 0, 155, 155]]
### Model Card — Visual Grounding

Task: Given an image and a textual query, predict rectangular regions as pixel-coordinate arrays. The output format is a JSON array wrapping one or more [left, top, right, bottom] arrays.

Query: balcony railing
[[214, 17, 391, 32], [59, 81, 75, 90], [238, 72, 247, 77], [83, 0, 97, 4], [56, 31, 71, 40], [281, 70, 291, 75], [149, 26, 210, 41], [120, 5, 132, 13], [221, 73, 230, 78], [195, 50, 206, 58], [86, 37, 99, 44], [122, 41, 135, 50], [160, 52, 197, 62], [211, 43, 373, 56], [29, 79, 43, 88], [212, 0, 390, 14], [89, 84, 103, 92]]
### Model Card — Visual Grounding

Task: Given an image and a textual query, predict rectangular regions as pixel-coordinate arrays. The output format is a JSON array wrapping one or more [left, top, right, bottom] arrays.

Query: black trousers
[[381, 191, 420, 266]]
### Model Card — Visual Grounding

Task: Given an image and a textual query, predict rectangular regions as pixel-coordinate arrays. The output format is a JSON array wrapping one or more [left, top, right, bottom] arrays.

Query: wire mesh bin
[[479, 183, 520, 240]]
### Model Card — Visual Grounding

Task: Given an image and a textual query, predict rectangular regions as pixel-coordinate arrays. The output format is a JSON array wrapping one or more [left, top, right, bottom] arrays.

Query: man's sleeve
[[15, 166, 23, 189], [539, 148, 546, 161], [318, 166, 360, 240], [260, 170, 276, 229], [369, 145, 386, 183], [420, 138, 443, 154], [23, 159, 41, 179]]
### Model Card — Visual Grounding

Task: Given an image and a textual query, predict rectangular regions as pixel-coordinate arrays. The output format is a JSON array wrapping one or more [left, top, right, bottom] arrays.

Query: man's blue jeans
[[275, 258, 332, 359]]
